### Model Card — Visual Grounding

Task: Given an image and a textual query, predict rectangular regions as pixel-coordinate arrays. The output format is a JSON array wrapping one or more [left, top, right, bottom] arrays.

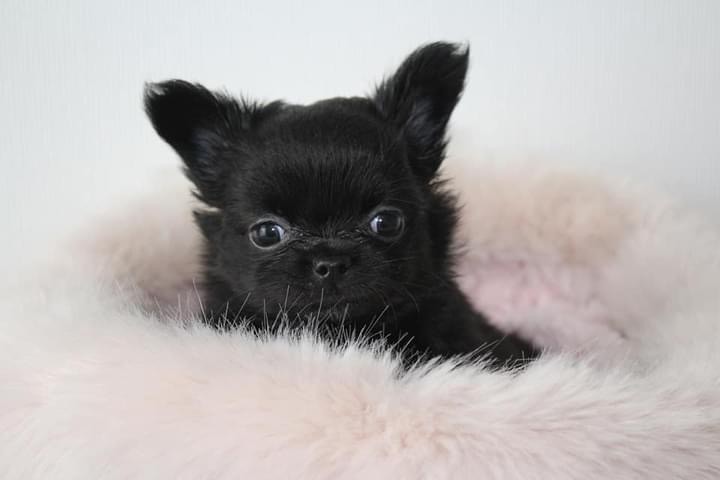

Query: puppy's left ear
[[373, 42, 469, 181]]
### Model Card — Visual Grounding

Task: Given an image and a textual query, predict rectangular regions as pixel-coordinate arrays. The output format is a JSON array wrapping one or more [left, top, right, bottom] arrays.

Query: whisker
[[191, 279, 207, 323]]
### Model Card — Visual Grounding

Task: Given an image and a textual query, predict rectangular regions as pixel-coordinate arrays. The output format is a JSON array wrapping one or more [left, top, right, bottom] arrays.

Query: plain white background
[[2, 0, 719, 265]]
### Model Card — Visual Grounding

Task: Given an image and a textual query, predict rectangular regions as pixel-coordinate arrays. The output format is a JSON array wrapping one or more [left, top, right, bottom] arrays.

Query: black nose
[[313, 257, 351, 280]]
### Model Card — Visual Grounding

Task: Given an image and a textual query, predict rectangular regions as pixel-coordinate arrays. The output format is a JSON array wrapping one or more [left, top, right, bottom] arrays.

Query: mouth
[[291, 293, 382, 318], [261, 283, 389, 320], [300, 295, 363, 312]]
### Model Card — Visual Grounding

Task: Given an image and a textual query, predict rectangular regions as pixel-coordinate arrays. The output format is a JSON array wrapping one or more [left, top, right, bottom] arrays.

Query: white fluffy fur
[[1, 165, 719, 479]]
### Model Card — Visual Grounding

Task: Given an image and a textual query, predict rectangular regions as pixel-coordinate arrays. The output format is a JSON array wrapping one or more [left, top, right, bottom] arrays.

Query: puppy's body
[[146, 43, 536, 365]]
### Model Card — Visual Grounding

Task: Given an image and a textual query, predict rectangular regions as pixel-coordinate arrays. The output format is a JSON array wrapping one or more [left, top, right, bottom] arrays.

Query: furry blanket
[[1, 165, 719, 479]]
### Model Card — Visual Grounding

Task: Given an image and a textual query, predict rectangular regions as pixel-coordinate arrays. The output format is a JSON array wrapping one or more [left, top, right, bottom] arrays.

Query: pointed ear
[[144, 80, 275, 207], [373, 42, 469, 181]]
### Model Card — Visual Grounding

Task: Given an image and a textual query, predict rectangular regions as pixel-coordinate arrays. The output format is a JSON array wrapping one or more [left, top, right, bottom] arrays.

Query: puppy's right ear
[[144, 80, 273, 207]]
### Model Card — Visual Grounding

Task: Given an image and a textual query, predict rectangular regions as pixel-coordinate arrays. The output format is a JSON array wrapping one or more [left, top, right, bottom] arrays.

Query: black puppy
[[145, 42, 536, 365]]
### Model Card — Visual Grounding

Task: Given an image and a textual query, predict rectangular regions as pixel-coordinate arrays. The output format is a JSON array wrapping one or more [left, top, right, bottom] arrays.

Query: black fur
[[145, 42, 537, 366]]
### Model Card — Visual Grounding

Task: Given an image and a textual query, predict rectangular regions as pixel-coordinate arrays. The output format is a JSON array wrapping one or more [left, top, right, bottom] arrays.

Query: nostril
[[315, 263, 330, 278]]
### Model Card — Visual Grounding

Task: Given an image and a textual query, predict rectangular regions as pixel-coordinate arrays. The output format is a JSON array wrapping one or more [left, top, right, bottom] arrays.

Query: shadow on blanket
[[1, 165, 719, 479]]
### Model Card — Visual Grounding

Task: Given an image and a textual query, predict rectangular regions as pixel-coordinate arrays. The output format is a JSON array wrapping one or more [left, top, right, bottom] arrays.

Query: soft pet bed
[[1, 164, 719, 479]]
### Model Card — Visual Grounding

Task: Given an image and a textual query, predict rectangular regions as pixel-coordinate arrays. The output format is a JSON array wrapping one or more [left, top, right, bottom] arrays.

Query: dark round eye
[[369, 210, 405, 238], [249, 221, 286, 248]]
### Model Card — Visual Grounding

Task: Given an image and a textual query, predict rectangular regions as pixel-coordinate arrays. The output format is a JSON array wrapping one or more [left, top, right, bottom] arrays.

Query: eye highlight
[[249, 220, 287, 249], [369, 209, 405, 239]]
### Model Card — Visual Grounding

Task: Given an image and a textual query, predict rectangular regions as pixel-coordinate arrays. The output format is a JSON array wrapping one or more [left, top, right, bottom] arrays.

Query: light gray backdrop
[[2, 0, 719, 265]]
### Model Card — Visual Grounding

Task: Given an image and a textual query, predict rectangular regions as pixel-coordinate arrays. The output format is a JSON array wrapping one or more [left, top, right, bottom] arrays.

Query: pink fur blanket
[[1, 165, 719, 479]]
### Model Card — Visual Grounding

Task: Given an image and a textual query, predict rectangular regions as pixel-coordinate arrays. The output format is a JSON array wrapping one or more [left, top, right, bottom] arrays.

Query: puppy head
[[145, 42, 469, 319]]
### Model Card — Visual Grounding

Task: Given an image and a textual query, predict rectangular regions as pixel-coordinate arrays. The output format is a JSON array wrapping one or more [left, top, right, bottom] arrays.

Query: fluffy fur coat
[[1, 164, 719, 479]]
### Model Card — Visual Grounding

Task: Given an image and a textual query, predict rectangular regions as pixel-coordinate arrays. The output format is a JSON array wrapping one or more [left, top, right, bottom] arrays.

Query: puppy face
[[145, 42, 469, 320], [205, 102, 431, 317]]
